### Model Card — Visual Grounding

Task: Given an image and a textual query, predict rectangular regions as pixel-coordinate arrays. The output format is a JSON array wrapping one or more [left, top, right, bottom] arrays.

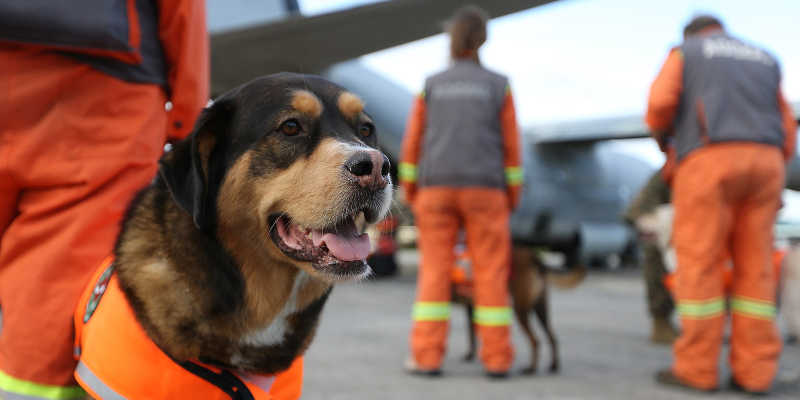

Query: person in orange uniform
[[400, 6, 522, 378], [646, 15, 797, 395], [0, 2, 211, 398]]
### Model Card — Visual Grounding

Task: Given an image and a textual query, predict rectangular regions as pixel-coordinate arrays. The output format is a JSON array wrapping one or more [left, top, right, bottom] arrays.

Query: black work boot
[[403, 357, 442, 378], [485, 370, 509, 380], [655, 369, 718, 393], [729, 377, 769, 396]]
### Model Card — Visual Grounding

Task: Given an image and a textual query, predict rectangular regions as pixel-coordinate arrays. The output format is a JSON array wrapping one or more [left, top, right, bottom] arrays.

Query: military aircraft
[[207, 0, 800, 267]]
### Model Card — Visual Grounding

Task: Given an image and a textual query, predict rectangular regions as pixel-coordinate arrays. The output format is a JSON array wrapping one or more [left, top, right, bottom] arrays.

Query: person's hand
[[655, 133, 672, 153], [507, 185, 521, 211], [401, 183, 417, 207]]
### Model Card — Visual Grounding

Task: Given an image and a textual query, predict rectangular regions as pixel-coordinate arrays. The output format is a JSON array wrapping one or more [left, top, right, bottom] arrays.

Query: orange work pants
[[0, 48, 167, 395], [410, 187, 513, 372], [671, 143, 783, 391]]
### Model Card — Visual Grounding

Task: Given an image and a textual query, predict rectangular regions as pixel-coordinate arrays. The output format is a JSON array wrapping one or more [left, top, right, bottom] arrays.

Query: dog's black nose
[[345, 150, 390, 190]]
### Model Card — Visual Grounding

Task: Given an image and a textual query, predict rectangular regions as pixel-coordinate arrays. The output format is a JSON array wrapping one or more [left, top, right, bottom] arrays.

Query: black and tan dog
[[76, 74, 393, 393], [453, 246, 585, 375]]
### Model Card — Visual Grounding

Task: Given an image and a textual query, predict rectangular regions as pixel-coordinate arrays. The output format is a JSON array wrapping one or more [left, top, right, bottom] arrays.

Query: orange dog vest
[[73, 257, 303, 399]]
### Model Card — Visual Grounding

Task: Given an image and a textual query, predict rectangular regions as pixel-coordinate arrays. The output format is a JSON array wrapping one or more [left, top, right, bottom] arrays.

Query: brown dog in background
[[452, 245, 585, 374]]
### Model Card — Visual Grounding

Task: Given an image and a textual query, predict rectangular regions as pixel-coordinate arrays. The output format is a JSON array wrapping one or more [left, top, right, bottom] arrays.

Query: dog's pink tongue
[[312, 231, 371, 261], [323, 232, 371, 261]]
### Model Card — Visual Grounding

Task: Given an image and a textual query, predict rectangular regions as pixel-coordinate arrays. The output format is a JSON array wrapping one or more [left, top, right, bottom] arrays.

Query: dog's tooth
[[354, 211, 367, 233]]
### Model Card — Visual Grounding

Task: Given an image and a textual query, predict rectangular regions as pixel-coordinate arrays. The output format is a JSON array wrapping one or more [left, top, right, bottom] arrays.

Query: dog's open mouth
[[269, 212, 371, 273]]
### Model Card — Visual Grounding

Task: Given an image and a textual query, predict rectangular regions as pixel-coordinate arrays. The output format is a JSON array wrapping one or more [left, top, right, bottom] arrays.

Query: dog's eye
[[278, 119, 301, 136], [358, 122, 374, 138]]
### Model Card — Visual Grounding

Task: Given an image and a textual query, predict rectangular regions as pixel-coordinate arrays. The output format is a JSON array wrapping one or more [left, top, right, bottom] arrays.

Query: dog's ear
[[159, 99, 233, 232]]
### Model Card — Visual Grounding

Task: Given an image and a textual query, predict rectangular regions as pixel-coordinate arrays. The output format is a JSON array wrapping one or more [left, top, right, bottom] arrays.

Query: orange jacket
[[646, 47, 796, 161], [400, 88, 523, 209], [73, 258, 303, 400], [156, 0, 210, 140]]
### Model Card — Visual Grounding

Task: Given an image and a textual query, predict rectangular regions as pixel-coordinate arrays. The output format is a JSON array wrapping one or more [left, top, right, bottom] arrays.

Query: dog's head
[[159, 73, 392, 282]]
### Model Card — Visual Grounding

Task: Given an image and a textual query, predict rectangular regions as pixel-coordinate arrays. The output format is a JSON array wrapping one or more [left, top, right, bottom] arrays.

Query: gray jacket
[[674, 32, 784, 160], [418, 61, 510, 189]]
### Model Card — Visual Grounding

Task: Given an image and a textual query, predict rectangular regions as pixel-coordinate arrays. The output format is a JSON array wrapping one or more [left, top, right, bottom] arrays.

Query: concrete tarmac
[[303, 250, 800, 400]]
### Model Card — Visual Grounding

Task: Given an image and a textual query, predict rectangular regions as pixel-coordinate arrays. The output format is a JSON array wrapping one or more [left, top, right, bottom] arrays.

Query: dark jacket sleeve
[[624, 172, 671, 224], [778, 88, 797, 161]]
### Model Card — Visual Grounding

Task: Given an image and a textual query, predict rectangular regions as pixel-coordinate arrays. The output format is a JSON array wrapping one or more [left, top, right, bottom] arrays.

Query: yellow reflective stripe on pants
[[731, 296, 776, 320], [504, 167, 523, 186], [412, 302, 450, 321], [74, 361, 125, 400], [676, 297, 724, 319], [398, 162, 417, 183], [0, 370, 85, 400], [473, 306, 512, 326]]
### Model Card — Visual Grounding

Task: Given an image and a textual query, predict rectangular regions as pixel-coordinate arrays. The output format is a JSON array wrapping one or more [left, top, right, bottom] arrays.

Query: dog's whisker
[[268, 212, 288, 233]]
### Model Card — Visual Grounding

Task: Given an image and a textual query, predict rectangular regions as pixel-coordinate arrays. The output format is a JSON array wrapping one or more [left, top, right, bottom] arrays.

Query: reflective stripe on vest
[[74, 259, 272, 400], [731, 296, 776, 320], [473, 306, 512, 326], [677, 297, 725, 319], [0, 370, 85, 400], [412, 302, 450, 321], [75, 361, 125, 400]]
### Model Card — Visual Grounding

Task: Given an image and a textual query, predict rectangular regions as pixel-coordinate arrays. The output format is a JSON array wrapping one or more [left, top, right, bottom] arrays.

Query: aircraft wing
[[528, 101, 800, 145], [525, 115, 651, 145], [210, 0, 560, 94], [525, 105, 800, 191]]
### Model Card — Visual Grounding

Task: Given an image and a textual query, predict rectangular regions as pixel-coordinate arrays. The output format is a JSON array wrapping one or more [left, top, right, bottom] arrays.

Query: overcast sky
[[299, 0, 800, 217], [302, 0, 799, 126]]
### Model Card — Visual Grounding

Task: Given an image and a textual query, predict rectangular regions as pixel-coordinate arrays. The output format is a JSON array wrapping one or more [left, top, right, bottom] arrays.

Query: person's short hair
[[446, 5, 489, 59], [683, 15, 724, 37]]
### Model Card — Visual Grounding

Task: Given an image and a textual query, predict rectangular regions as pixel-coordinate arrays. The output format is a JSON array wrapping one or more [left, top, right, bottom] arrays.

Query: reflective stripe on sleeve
[[75, 361, 126, 400], [473, 306, 512, 326], [731, 296, 776, 320], [412, 302, 450, 321], [676, 297, 725, 319], [0, 370, 85, 400], [399, 162, 417, 183], [0, 391, 63, 400], [505, 167, 523, 186]]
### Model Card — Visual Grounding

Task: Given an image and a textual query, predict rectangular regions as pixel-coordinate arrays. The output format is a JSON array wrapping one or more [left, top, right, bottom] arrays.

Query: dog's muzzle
[[344, 150, 390, 191]]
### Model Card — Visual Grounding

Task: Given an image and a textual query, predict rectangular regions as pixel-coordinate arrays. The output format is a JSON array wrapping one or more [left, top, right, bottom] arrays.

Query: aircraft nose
[[345, 150, 390, 190]]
